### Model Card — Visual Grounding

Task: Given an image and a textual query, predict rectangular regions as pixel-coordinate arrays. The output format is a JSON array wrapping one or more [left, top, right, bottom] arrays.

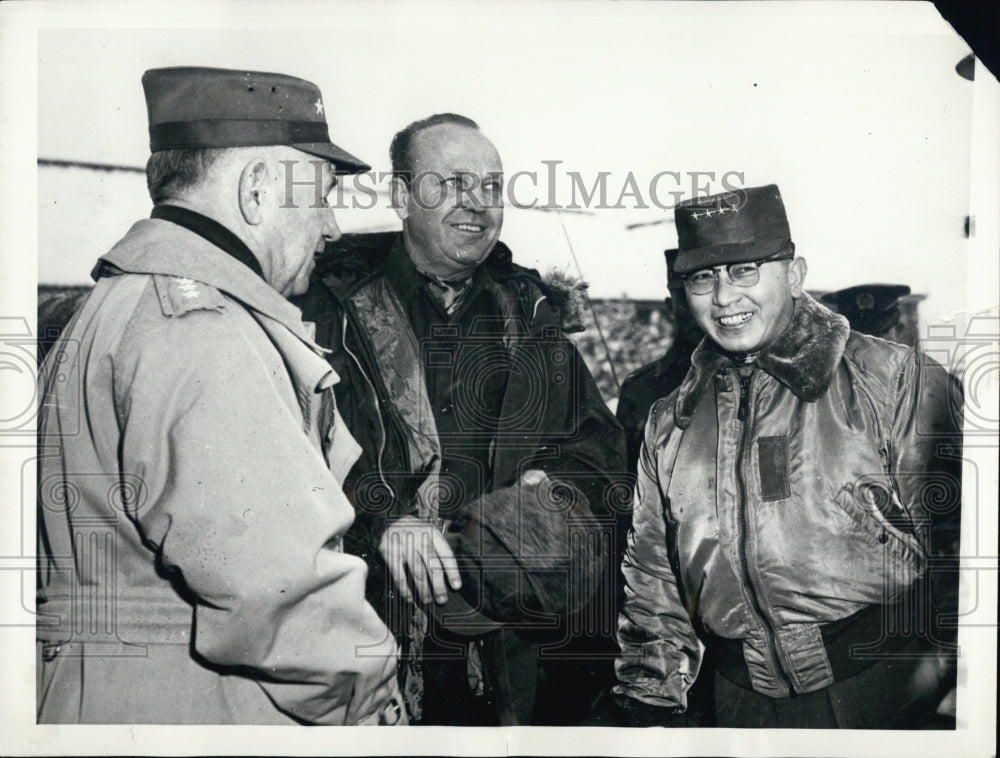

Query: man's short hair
[[389, 113, 479, 184], [145, 147, 233, 204]]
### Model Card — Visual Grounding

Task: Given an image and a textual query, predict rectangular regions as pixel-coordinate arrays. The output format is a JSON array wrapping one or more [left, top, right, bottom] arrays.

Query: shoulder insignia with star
[[153, 275, 227, 317]]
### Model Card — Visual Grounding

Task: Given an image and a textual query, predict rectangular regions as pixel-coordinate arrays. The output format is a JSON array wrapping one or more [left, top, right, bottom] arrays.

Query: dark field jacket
[[295, 232, 627, 721]]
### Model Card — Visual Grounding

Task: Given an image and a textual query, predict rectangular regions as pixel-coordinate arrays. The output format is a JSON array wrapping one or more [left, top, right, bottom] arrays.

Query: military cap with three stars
[[141, 66, 370, 174], [674, 184, 794, 275]]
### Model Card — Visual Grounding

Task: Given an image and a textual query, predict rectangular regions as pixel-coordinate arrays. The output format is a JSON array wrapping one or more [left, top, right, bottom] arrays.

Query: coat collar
[[674, 293, 850, 428], [96, 217, 320, 347], [383, 234, 493, 317], [319, 231, 562, 334], [314, 231, 585, 330]]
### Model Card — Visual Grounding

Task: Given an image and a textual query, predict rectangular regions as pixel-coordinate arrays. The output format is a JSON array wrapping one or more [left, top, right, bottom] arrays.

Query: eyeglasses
[[681, 255, 793, 295]]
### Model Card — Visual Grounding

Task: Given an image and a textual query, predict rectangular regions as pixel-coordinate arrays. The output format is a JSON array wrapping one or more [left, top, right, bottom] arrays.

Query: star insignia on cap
[[314, 98, 324, 115], [856, 292, 876, 311]]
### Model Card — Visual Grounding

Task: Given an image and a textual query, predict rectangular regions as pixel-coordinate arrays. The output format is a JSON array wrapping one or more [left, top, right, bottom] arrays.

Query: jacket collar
[[674, 293, 850, 428], [95, 217, 320, 348], [383, 234, 493, 316], [316, 231, 571, 336]]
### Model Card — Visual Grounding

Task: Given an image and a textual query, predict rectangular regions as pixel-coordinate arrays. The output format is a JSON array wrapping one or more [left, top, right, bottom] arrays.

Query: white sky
[[29, 2, 976, 317]]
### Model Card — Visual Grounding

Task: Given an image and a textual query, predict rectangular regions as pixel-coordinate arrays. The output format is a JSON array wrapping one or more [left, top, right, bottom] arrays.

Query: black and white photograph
[[0, 1, 997, 755]]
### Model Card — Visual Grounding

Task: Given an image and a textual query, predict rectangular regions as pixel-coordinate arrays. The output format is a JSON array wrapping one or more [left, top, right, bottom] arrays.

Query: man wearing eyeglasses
[[612, 184, 962, 728], [295, 113, 625, 725]]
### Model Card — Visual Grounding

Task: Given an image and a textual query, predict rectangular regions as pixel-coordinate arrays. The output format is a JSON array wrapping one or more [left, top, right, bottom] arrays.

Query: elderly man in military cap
[[821, 283, 912, 343], [613, 184, 962, 728], [35, 67, 404, 725]]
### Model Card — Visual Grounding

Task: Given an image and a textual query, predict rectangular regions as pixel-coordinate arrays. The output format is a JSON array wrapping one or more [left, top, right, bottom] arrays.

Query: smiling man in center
[[296, 113, 625, 725]]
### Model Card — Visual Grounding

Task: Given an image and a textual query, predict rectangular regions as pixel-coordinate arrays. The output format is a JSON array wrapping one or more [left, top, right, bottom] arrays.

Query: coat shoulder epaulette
[[152, 274, 227, 317]]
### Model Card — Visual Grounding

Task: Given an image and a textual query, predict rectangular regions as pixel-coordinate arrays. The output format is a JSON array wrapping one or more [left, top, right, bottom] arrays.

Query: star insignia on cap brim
[[314, 98, 324, 115]]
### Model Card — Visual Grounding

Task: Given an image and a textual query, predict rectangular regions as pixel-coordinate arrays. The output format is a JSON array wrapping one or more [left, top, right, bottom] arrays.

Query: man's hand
[[378, 515, 461, 605]]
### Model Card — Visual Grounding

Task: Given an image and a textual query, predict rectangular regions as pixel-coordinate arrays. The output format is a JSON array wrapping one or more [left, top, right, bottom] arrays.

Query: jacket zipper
[[734, 367, 794, 694], [877, 445, 918, 537], [341, 312, 390, 493], [341, 311, 412, 497]]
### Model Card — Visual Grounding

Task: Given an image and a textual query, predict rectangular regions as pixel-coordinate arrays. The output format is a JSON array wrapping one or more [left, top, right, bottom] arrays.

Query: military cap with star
[[673, 184, 794, 275], [142, 66, 370, 174], [821, 283, 911, 336]]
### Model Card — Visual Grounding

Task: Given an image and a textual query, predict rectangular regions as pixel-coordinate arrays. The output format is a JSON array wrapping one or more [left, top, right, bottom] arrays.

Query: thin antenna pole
[[38, 158, 146, 173], [555, 211, 620, 393]]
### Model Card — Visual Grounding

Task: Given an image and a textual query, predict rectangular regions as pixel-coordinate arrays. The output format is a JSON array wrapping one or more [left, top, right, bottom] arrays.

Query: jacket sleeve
[[891, 348, 963, 637], [115, 306, 400, 725], [486, 341, 628, 618], [613, 400, 702, 710], [615, 372, 648, 480], [521, 346, 629, 519], [299, 279, 418, 566]]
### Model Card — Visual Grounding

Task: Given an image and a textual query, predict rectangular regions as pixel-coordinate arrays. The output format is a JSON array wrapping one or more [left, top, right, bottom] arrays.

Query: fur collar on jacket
[[674, 293, 850, 428]]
